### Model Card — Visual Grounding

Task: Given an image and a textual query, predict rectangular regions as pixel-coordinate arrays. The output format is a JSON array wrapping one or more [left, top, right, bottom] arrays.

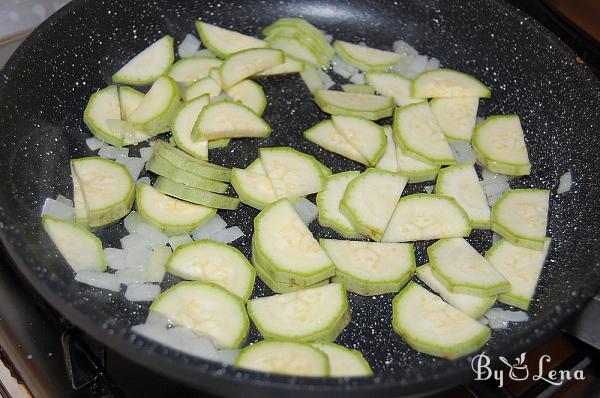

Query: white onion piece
[[426, 57, 441, 70], [211, 226, 244, 244], [404, 54, 429, 79], [492, 232, 502, 244], [349, 72, 365, 85], [104, 248, 127, 270], [136, 222, 169, 246], [124, 246, 153, 269], [317, 70, 335, 89], [424, 185, 435, 194], [293, 198, 319, 225], [56, 194, 73, 207], [120, 232, 152, 251], [125, 283, 161, 301], [483, 181, 510, 206], [75, 271, 120, 292], [139, 146, 154, 161], [478, 317, 489, 326], [331, 55, 357, 79], [324, 33, 333, 43], [192, 215, 227, 240], [194, 49, 216, 58], [358, 41, 367, 47], [116, 268, 149, 285], [557, 171, 572, 194], [481, 168, 512, 184], [123, 211, 142, 234], [42, 198, 75, 221], [168, 235, 193, 250], [145, 311, 171, 327], [118, 157, 145, 180], [168, 328, 220, 360], [487, 317, 509, 329], [85, 137, 107, 151], [484, 308, 529, 329], [178, 34, 201, 58], [392, 40, 418, 57], [450, 142, 476, 164], [136, 176, 151, 186], [217, 349, 240, 365]]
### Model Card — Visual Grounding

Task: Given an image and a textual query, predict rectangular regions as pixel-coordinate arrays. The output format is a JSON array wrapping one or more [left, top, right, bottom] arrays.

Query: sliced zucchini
[[116, 87, 155, 145], [262, 18, 335, 59], [192, 100, 271, 141], [365, 72, 423, 106], [112, 35, 174, 85], [340, 169, 407, 241], [341, 84, 375, 94], [375, 126, 398, 171], [128, 75, 182, 136], [393, 102, 455, 165], [208, 67, 223, 88], [154, 176, 240, 210], [167, 240, 255, 301], [255, 55, 305, 76], [428, 238, 510, 296], [118, 86, 144, 119], [435, 163, 490, 228], [395, 142, 440, 183], [430, 97, 479, 141], [136, 183, 216, 236], [412, 69, 491, 99], [334, 40, 400, 72], [416, 264, 496, 319], [259, 147, 326, 199], [219, 48, 284, 89], [300, 68, 324, 94], [226, 79, 267, 116], [303, 120, 369, 165], [230, 160, 277, 210], [331, 115, 386, 166], [314, 89, 394, 121], [167, 56, 223, 86], [316, 171, 363, 239], [486, 238, 552, 310], [382, 194, 471, 242], [72, 166, 88, 226], [42, 216, 106, 272], [195, 21, 267, 59], [83, 85, 123, 147], [472, 115, 531, 176], [150, 281, 248, 349], [491, 189, 549, 250], [392, 282, 491, 359], [253, 199, 334, 285], [71, 157, 135, 227], [322, 239, 415, 296], [171, 95, 210, 160], [236, 340, 329, 377], [266, 34, 324, 68], [208, 138, 231, 149], [247, 283, 350, 341], [311, 342, 372, 377], [153, 140, 231, 182], [184, 77, 222, 101]]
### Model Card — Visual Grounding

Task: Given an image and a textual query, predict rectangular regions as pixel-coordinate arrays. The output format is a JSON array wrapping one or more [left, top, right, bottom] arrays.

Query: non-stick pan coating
[[0, 0, 599, 396]]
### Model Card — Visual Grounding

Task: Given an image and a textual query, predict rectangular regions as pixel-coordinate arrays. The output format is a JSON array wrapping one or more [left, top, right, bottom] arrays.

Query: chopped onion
[[125, 283, 161, 301], [117, 157, 146, 180], [41, 198, 75, 221], [450, 142, 476, 164], [211, 226, 244, 244], [476, 116, 485, 125], [116, 268, 149, 285], [478, 317, 489, 326], [425, 57, 441, 70], [146, 246, 170, 283], [145, 311, 171, 327], [136, 222, 169, 246], [358, 41, 367, 47], [483, 181, 510, 206], [85, 137, 107, 151], [120, 232, 152, 251], [392, 40, 418, 57], [404, 54, 429, 79], [192, 215, 227, 240], [331, 55, 358, 79], [293, 198, 319, 225], [178, 34, 201, 58], [217, 349, 240, 365], [424, 185, 435, 194], [139, 146, 154, 161], [123, 211, 142, 234], [557, 171, 572, 194], [484, 308, 529, 329], [136, 176, 151, 186], [317, 69, 335, 89], [194, 49, 215, 58], [492, 232, 502, 244], [75, 271, 120, 292], [349, 72, 365, 85], [124, 246, 154, 269], [324, 33, 333, 43], [56, 194, 73, 207], [168, 235, 193, 250], [104, 247, 127, 270]]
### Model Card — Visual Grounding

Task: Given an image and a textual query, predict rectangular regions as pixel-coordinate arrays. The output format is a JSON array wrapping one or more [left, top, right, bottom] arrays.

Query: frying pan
[[1, 0, 599, 396]]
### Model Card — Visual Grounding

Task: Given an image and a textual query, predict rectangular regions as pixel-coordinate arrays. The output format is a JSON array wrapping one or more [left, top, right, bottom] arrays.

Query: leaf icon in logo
[[499, 356, 511, 367]]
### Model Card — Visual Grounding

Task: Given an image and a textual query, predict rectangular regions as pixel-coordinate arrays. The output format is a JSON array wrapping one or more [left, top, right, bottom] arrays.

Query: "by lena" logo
[[471, 352, 585, 388]]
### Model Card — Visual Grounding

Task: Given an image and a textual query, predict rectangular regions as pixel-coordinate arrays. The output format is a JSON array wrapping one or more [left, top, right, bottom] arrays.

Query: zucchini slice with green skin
[[192, 100, 271, 141], [486, 238, 552, 310], [83, 85, 123, 147], [321, 239, 415, 296], [430, 97, 479, 142], [253, 199, 335, 285], [167, 240, 255, 301], [236, 340, 330, 377], [392, 282, 491, 360], [304, 120, 369, 165], [247, 283, 350, 341], [184, 77, 222, 101], [226, 79, 267, 116], [393, 102, 455, 165], [332, 115, 387, 166], [311, 342, 372, 377], [428, 238, 510, 296], [394, 142, 440, 183], [300, 68, 324, 94], [340, 168, 407, 241], [72, 166, 88, 226], [195, 21, 267, 59], [259, 147, 326, 199], [333, 40, 401, 72], [136, 183, 216, 236], [167, 56, 223, 86], [255, 55, 305, 76], [416, 263, 496, 319], [146, 152, 229, 193], [153, 141, 231, 182], [266, 34, 325, 68], [382, 194, 471, 242], [112, 35, 174, 85], [435, 163, 491, 228], [230, 160, 278, 210], [150, 281, 249, 349], [314, 89, 394, 121], [154, 176, 240, 210], [491, 189, 549, 250], [365, 72, 423, 106], [128, 75, 182, 136], [42, 215, 106, 272], [118, 86, 144, 119], [171, 95, 210, 160], [376, 126, 398, 171], [208, 67, 223, 88], [71, 157, 135, 227], [316, 171, 363, 239], [220, 48, 284, 89], [262, 18, 335, 59], [208, 138, 231, 149], [412, 68, 491, 99], [341, 84, 376, 94], [472, 115, 531, 176]]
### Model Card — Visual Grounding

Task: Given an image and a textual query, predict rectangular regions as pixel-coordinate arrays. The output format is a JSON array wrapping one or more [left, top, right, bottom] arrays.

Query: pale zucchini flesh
[[83, 85, 123, 147], [230, 160, 278, 210], [262, 18, 335, 59], [316, 171, 363, 239], [314, 89, 394, 121], [334, 40, 401, 72], [226, 79, 267, 116], [255, 55, 305, 76], [184, 77, 222, 101], [375, 126, 398, 171], [72, 166, 88, 226], [118, 86, 144, 119], [153, 176, 240, 210], [331, 115, 387, 166], [300, 68, 324, 94], [365, 72, 423, 106], [412, 68, 491, 99], [112, 35, 174, 85], [219, 48, 284, 89], [310, 342, 372, 377], [128, 75, 182, 136], [266, 34, 324, 68], [341, 84, 375, 94], [208, 138, 231, 149], [153, 140, 231, 182], [394, 142, 440, 183], [430, 97, 479, 141], [171, 95, 210, 160], [195, 21, 267, 59], [304, 120, 369, 165], [167, 56, 223, 86], [192, 100, 271, 141]]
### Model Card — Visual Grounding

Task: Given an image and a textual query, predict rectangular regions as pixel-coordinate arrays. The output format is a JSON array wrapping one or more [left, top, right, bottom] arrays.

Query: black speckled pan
[[1, 0, 600, 396]]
